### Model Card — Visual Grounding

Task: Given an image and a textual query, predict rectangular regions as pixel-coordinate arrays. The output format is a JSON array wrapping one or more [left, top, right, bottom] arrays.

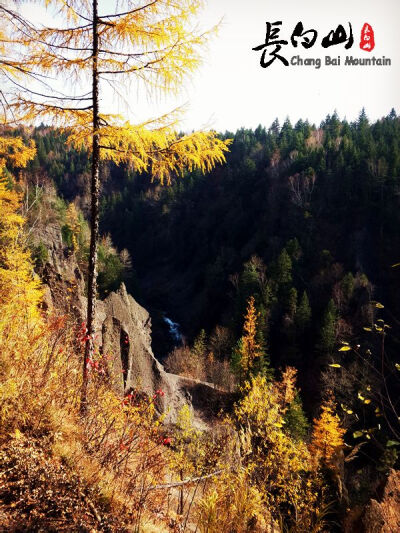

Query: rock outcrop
[[98, 284, 231, 427], [35, 224, 232, 428], [362, 469, 400, 533], [344, 469, 400, 533]]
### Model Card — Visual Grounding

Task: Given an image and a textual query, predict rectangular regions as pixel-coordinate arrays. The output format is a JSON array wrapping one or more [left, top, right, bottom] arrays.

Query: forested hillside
[[2, 0, 400, 529], [19, 109, 400, 371], [2, 109, 400, 531], [101, 109, 400, 335]]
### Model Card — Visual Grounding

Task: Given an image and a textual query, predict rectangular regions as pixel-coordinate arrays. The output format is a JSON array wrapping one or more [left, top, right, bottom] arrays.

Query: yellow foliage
[[237, 296, 263, 381], [275, 366, 298, 412], [11, 107, 231, 184], [96, 123, 230, 184], [310, 395, 346, 467], [197, 468, 272, 533], [5, 1, 231, 183], [234, 375, 324, 530], [169, 404, 206, 484], [65, 202, 80, 251], [0, 137, 36, 174], [0, 174, 42, 319], [25, 0, 213, 90], [0, 7, 37, 91]]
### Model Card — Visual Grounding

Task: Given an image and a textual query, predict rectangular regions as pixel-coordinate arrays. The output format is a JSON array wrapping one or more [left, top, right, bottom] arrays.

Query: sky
[[178, 0, 400, 131], [21, 0, 400, 132]]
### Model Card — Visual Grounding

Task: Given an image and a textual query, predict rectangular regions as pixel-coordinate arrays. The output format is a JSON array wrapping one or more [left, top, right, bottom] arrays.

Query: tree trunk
[[80, 0, 99, 415]]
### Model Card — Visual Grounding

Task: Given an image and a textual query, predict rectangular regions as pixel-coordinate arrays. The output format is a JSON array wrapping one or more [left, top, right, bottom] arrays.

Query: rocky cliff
[[362, 469, 400, 533], [36, 223, 231, 428], [98, 284, 231, 427]]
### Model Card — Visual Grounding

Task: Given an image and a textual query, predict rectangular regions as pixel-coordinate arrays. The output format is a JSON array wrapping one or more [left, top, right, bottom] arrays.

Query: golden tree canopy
[[238, 296, 263, 377], [4, 0, 231, 182], [0, 137, 40, 319], [310, 395, 346, 466]]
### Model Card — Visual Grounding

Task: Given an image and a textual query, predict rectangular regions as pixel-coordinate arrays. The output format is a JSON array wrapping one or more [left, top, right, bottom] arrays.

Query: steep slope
[[35, 219, 232, 428]]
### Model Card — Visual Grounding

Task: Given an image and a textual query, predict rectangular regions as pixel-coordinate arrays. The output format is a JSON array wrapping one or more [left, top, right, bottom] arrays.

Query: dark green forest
[[16, 108, 400, 402], [97, 109, 400, 424], [22, 110, 400, 349]]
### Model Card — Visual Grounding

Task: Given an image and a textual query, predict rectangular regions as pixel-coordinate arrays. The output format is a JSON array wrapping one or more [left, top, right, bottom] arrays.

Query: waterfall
[[163, 316, 183, 346]]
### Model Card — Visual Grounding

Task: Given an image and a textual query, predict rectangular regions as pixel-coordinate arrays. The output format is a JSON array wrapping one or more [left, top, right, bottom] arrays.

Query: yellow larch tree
[[0, 4, 36, 190], [274, 366, 297, 411], [0, 1, 39, 315], [0, 178, 42, 318], [0, 3, 37, 108], [235, 296, 263, 383], [310, 395, 346, 466], [4, 0, 231, 412], [0, 137, 36, 171], [0, 135, 40, 318]]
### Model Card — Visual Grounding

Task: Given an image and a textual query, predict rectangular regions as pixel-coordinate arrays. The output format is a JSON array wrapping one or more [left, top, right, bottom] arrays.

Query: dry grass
[[164, 346, 236, 391]]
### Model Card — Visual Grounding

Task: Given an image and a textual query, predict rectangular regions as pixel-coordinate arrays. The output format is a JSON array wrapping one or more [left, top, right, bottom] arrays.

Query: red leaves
[[77, 322, 90, 345], [120, 388, 165, 412], [86, 357, 105, 374], [121, 392, 133, 406], [152, 389, 165, 400]]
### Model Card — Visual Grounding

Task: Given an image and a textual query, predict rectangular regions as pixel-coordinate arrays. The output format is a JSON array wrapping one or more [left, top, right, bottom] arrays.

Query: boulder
[[362, 469, 400, 533]]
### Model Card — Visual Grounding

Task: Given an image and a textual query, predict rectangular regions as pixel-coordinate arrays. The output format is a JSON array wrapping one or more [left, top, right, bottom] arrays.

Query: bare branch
[[2, 73, 92, 102], [139, 469, 223, 492], [63, 1, 92, 23], [98, 0, 159, 21], [15, 99, 93, 112]]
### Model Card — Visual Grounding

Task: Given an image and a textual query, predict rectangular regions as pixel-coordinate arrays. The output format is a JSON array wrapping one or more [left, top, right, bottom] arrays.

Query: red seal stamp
[[360, 23, 375, 52]]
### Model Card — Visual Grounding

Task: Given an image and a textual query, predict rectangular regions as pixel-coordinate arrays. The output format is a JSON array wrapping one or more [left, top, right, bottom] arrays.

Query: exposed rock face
[[98, 284, 232, 427], [36, 223, 85, 292], [362, 469, 400, 533], [36, 224, 231, 428]]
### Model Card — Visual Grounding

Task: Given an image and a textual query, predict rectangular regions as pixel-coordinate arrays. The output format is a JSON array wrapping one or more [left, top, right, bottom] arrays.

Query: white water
[[163, 316, 183, 345]]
